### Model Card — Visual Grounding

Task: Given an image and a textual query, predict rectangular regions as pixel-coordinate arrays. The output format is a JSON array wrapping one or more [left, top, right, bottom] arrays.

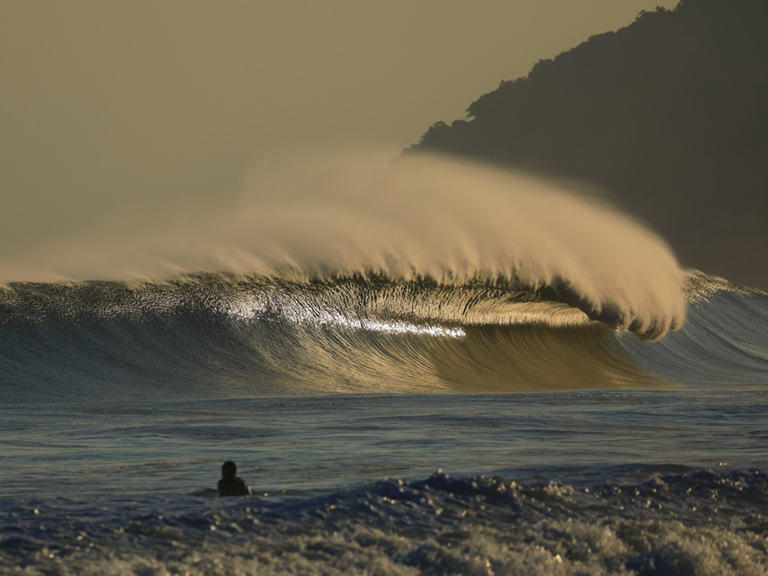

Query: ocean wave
[[621, 273, 768, 386], [0, 271, 765, 402]]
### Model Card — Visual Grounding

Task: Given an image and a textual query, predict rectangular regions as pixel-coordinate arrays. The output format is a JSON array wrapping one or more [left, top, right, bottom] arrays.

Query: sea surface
[[1, 271, 768, 575]]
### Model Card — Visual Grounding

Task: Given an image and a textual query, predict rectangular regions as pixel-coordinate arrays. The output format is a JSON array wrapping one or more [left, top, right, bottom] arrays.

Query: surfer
[[218, 460, 252, 497]]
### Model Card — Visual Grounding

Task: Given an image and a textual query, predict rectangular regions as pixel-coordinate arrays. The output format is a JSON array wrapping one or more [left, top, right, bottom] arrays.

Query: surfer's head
[[222, 460, 237, 478]]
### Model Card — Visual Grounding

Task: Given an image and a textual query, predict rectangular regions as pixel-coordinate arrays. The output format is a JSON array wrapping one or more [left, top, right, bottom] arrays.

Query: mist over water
[[1, 151, 685, 337]]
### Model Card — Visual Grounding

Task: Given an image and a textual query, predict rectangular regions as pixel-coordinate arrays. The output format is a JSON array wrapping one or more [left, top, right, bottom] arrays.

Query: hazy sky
[[1, 0, 678, 257]]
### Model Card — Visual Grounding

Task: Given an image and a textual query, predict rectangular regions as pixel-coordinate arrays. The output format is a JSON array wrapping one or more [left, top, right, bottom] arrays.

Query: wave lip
[[0, 152, 686, 341]]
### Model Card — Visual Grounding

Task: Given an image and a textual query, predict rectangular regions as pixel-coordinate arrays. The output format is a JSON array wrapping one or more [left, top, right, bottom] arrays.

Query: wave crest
[[0, 152, 685, 339]]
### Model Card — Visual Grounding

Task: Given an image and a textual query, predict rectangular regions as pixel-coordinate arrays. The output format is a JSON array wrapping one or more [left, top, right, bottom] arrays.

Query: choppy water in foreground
[[2, 391, 768, 575]]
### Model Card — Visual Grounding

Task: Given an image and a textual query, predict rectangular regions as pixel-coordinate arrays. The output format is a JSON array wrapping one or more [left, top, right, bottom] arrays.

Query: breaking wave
[[0, 152, 685, 336], [1, 152, 764, 402], [0, 270, 765, 402]]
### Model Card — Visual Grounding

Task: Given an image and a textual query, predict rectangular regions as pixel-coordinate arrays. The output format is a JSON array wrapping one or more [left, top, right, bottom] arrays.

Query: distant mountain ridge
[[407, 0, 768, 289]]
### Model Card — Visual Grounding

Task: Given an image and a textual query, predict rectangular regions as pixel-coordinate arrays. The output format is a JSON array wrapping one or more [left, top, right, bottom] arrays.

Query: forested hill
[[406, 0, 768, 289]]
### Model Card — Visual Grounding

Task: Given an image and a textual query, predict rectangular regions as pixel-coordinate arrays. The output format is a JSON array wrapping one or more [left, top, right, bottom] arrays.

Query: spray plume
[[0, 151, 685, 338]]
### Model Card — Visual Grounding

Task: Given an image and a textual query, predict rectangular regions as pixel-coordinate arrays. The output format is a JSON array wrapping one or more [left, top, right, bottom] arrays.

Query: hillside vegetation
[[407, 0, 768, 288]]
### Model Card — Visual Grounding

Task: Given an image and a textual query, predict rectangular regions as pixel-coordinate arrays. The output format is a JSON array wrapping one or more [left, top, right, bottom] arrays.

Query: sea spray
[[0, 152, 685, 339]]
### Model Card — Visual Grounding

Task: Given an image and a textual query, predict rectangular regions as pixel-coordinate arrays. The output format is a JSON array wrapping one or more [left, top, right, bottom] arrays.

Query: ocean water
[[1, 154, 767, 574], [1, 270, 768, 575]]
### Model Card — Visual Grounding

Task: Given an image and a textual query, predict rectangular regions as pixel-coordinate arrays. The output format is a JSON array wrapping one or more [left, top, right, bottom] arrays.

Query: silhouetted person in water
[[218, 460, 252, 497]]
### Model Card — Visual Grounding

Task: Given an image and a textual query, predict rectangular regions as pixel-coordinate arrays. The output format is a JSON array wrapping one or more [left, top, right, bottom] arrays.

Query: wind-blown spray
[[1, 151, 685, 339]]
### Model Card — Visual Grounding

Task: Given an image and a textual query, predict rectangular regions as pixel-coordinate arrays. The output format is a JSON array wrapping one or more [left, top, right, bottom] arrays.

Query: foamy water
[[2, 392, 768, 575]]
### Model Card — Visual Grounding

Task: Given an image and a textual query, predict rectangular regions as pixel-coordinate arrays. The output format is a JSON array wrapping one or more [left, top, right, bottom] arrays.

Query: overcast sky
[[1, 0, 678, 256]]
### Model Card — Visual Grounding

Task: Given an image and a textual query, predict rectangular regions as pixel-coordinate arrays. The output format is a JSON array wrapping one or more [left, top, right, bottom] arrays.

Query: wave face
[[0, 271, 765, 402]]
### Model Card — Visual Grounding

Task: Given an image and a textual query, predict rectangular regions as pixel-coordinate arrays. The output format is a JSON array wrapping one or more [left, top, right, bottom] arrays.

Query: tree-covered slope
[[407, 0, 768, 288]]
